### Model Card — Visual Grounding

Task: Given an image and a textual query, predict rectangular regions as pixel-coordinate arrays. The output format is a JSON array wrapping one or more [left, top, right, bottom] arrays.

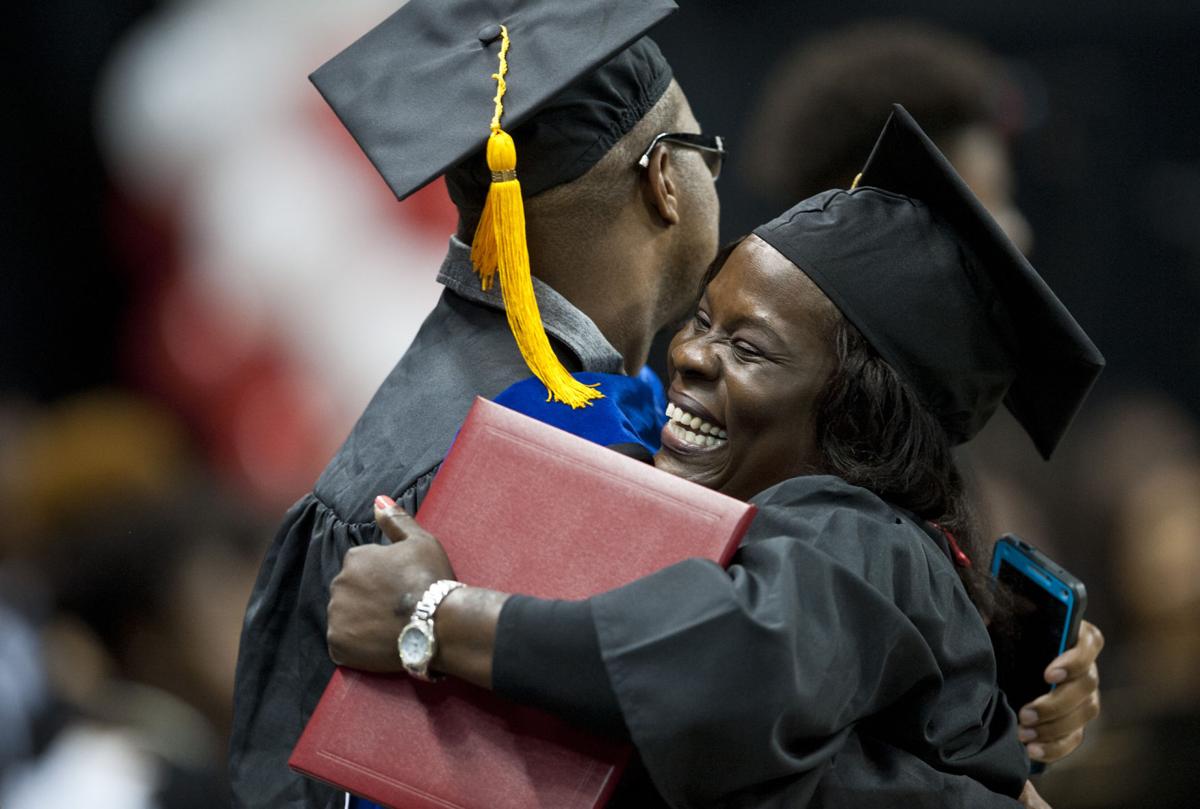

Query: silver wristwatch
[[397, 579, 465, 681]]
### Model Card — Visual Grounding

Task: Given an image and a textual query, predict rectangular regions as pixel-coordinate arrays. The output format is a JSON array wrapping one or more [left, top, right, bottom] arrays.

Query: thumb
[[373, 495, 422, 543]]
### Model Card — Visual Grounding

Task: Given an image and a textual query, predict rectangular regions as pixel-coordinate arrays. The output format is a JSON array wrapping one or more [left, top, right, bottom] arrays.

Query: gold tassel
[[471, 189, 498, 291], [470, 25, 602, 408]]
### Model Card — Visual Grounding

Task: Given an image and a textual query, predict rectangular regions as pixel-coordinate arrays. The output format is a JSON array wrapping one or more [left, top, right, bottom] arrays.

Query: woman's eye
[[693, 310, 711, 331], [732, 340, 762, 359]]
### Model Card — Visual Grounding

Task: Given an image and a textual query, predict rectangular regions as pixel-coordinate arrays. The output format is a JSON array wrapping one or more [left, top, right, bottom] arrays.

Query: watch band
[[413, 579, 466, 622], [398, 579, 465, 681]]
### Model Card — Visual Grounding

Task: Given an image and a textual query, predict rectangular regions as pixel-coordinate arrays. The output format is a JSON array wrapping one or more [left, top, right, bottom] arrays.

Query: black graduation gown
[[497, 475, 1028, 807], [591, 474, 1028, 806]]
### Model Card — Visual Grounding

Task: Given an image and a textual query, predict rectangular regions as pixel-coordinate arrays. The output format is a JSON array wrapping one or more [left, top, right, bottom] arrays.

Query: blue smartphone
[[989, 534, 1087, 717]]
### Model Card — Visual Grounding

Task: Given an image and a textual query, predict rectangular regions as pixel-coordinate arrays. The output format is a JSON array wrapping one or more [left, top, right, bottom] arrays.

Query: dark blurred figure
[[48, 490, 262, 806], [0, 392, 267, 808], [1056, 393, 1200, 636], [742, 20, 1032, 254], [1033, 394, 1200, 809], [0, 391, 192, 789]]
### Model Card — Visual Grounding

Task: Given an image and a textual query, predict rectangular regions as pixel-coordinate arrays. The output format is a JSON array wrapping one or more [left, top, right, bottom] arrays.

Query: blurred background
[[2, 0, 1197, 806]]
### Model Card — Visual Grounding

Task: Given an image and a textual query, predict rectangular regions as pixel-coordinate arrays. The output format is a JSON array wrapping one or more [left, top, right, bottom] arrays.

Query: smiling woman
[[657, 228, 997, 627], [655, 235, 838, 501], [325, 107, 1107, 808]]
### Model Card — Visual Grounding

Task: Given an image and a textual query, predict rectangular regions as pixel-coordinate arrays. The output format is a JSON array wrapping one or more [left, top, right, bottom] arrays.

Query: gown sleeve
[[492, 596, 1025, 808], [585, 475, 1026, 807], [229, 469, 439, 809], [493, 595, 628, 738]]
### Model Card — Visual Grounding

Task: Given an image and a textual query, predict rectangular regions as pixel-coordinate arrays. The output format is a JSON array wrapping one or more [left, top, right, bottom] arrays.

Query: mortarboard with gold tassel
[[308, 0, 678, 406]]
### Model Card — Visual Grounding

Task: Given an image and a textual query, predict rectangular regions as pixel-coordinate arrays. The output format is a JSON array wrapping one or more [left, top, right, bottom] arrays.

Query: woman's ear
[[642, 144, 681, 225]]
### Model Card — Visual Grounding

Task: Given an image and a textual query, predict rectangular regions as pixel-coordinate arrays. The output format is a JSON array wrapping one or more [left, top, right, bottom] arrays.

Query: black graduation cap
[[310, 0, 677, 204], [753, 104, 1104, 458], [310, 0, 679, 409]]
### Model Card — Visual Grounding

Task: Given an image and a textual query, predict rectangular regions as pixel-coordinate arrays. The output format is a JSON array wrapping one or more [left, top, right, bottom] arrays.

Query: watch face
[[399, 623, 432, 667]]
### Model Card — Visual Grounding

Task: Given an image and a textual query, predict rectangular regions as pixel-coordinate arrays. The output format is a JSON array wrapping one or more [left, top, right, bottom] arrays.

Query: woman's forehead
[[709, 235, 839, 335]]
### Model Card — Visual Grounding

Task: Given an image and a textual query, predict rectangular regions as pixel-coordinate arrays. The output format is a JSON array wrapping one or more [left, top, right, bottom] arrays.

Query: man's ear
[[643, 144, 681, 225]]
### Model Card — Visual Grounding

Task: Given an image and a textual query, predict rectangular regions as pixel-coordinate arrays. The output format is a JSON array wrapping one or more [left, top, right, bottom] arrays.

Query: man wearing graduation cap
[[232, 1, 721, 805], [232, 0, 1103, 805]]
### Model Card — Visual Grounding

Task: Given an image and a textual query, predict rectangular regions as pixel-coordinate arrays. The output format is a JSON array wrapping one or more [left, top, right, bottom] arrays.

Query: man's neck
[[529, 226, 661, 374], [552, 279, 656, 374], [462, 214, 665, 375]]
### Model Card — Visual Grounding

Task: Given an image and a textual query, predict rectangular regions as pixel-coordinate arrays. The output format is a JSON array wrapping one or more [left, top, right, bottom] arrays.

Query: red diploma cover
[[289, 397, 756, 808]]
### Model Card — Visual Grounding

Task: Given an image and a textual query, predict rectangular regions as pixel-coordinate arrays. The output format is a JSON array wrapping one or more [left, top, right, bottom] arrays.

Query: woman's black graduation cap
[[310, 0, 677, 408], [754, 105, 1104, 458]]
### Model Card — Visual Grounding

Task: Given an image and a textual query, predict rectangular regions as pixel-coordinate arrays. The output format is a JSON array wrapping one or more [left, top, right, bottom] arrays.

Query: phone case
[[991, 534, 1087, 651]]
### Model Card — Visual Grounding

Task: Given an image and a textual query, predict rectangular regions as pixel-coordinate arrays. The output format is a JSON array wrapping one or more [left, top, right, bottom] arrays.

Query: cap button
[[477, 23, 502, 45]]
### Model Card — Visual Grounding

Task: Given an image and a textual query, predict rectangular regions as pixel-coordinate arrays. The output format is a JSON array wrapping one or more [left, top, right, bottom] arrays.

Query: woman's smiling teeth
[[666, 402, 728, 448]]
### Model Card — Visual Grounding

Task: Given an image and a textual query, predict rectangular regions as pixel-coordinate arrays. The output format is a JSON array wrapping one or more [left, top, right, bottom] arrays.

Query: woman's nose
[[670, 333, 719, 380]]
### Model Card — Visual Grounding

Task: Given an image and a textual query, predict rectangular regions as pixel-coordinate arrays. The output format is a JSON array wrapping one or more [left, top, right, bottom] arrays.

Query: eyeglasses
[[637, 132, 726, 180]]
